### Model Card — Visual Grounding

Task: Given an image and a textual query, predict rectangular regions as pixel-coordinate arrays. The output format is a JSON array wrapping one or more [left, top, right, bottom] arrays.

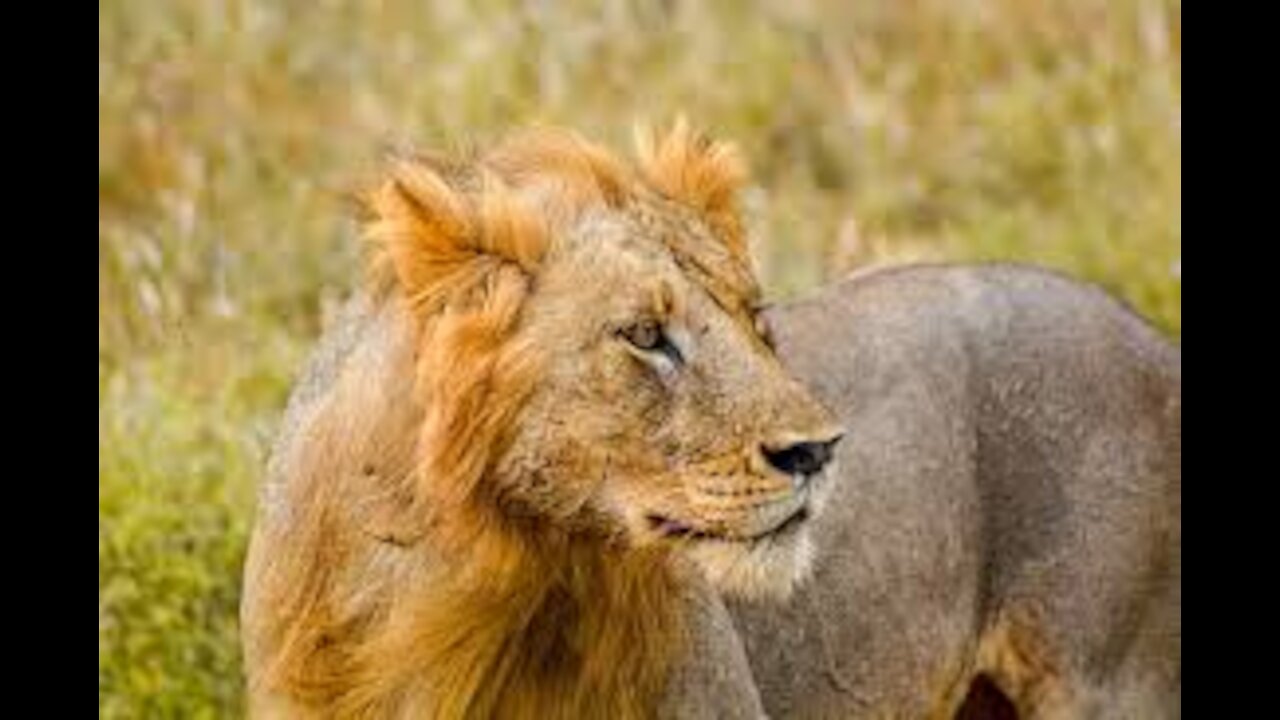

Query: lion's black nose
[[762, 435, 842, 477]]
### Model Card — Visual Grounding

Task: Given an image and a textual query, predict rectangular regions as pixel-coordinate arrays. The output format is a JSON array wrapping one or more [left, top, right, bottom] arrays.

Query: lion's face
[[363, 124, 843, 599], [496, 203, 843, 598]]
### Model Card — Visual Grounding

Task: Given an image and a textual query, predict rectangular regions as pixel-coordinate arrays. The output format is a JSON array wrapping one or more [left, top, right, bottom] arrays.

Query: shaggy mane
[[253, 123, 755, 717]]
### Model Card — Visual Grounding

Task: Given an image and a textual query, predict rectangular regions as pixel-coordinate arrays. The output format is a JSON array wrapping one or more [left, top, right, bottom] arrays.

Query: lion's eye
[[622, 320, 664, 351], [619, 320, 683, 366]]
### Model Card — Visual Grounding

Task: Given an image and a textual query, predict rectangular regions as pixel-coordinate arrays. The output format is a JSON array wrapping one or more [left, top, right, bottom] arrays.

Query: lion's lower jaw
[[685, 527, 816, 601]]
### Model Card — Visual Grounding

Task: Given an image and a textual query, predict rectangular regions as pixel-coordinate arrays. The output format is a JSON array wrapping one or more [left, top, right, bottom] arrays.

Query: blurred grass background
[[98, 0, 1181, 715]]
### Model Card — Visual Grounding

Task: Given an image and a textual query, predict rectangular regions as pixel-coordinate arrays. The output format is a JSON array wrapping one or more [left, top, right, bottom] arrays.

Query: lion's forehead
[[620, 197, 761, 315], [546, 196, 760, 320]]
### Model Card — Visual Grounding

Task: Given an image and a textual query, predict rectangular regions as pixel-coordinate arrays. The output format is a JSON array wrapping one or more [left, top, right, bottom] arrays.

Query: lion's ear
[[634, 117, 750, 261], [360, 158, 547, 313]]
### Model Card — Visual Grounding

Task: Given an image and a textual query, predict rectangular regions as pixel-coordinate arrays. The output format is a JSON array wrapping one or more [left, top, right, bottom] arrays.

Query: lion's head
[[361, 121, 843, 599]]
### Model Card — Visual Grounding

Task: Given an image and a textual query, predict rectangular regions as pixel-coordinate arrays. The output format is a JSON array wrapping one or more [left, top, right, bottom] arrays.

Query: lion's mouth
[[646, 505, 811, 544]]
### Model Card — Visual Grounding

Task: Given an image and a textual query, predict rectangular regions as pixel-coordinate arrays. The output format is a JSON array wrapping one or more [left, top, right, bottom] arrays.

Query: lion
[[240, 122, 1181, 719]]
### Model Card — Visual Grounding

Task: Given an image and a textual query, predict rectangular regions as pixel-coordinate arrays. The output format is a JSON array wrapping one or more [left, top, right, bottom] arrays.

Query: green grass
[[98, 1, 1180, 715]]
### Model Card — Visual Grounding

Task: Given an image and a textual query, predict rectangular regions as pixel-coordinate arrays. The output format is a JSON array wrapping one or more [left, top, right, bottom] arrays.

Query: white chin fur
[[685, 527, 815, 601]]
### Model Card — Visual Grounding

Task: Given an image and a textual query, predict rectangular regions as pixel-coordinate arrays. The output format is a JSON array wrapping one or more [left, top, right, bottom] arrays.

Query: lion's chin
[[682, 523, 815, 601]]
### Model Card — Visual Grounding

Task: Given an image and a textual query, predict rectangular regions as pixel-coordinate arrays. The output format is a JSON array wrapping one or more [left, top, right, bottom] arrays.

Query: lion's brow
[[629, 198, 760, 317]]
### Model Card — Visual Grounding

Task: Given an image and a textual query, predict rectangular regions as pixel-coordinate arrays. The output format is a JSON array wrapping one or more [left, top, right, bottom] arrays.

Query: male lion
[[241, 123, 1181, 719]]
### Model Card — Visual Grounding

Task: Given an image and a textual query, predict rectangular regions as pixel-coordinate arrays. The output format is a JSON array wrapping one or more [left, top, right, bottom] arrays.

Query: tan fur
[[242, 123, 840, 717], [732, 262, 1180, 719]]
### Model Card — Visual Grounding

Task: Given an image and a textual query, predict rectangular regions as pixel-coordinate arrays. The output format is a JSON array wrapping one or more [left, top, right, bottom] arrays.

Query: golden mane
[[252, 122, 754, 717], [634, 117, 749, 263]]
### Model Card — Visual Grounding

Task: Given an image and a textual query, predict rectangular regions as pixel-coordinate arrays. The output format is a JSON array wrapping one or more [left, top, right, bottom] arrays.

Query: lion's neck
[[349, 521, 687, 718]]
